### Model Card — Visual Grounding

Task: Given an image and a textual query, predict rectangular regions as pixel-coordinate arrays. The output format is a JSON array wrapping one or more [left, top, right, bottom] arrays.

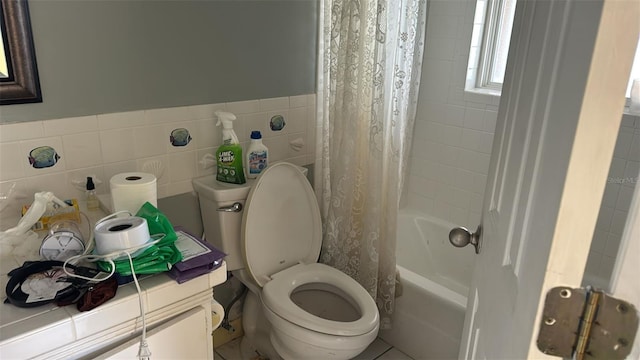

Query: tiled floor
[[215, 337, 413, 360]]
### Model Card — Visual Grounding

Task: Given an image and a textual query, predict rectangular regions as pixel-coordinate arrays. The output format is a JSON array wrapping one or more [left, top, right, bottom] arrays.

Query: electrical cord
[[63, 242, 162, 360], [78, 211, 92, 251], [61, 211, 165, 360], [127, 251, 151, 360]]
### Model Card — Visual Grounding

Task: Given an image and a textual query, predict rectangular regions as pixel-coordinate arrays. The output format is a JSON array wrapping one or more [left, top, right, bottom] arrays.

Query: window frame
[[468, 0, 639, 104], [475, 0, 507, 92]]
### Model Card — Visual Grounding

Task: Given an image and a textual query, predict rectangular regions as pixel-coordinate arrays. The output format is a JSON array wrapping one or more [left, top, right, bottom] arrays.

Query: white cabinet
[[95, 307, 210, 359], [0, 264, 227, 359]]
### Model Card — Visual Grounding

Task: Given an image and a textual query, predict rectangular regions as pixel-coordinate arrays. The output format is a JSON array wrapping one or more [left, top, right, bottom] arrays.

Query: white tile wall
[[100, 129, 136, 163], [62, 132, 103, 169], [405, 0, 499, 227], [0, 95, 316, 224], [584, 115, 640, 289], [134, 125, 167, 158], [0, 143, 24, 181], [408, 0, 638, 288]]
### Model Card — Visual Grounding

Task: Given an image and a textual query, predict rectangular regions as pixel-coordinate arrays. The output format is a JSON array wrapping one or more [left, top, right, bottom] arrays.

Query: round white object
[[110, 172, 157, 214], [40, 231, 85, 261], [241, 162, 322, 287], [94, 216, 150, 256]]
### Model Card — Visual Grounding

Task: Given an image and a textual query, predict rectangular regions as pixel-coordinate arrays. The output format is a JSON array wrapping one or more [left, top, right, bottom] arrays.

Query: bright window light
[[471, 0, 640, 99], [483, 0, 516, 86], [626, 43, 640, 98]]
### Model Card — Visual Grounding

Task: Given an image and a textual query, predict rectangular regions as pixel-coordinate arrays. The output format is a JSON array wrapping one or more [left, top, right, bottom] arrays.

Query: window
[[476, 0, 516, 90], [468, 0, 640, 99], [626, 43, 640, 98]]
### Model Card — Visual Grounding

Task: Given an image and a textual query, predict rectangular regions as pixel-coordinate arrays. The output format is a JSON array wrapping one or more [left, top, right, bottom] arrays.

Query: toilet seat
[[262, 263, 379, 337], [241, 162, 323, 287], [241, 162, 379, 340]]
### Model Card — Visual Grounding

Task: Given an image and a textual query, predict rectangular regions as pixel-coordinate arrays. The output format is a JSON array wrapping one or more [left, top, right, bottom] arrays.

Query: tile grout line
[[374, 346, 394, 360]]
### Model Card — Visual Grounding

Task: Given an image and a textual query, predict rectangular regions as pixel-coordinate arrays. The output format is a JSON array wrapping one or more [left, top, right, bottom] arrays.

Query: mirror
[[0, 0, 42, 105]]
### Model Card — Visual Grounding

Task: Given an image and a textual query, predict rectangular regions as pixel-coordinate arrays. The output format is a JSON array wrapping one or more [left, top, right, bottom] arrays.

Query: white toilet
[[193, 162, 380, 360]]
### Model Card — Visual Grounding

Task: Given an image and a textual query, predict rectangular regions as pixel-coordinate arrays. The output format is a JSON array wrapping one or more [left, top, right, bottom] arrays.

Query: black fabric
[[4, 261, 104, 308]]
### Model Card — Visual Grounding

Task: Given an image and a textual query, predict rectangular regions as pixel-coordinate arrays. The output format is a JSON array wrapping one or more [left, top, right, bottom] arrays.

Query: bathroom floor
[[214, 337, 414, 360]]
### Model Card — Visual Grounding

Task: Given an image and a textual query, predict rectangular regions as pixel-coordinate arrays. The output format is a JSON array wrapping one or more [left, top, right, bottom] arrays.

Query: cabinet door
[[95, 306, 211, 359]]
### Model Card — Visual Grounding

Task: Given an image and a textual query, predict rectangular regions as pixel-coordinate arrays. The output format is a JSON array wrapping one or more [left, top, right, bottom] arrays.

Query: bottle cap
[[250, 131, 262, 139], [86, 177, 95, 191]]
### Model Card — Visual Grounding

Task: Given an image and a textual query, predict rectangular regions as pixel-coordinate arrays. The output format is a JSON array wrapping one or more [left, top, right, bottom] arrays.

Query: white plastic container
[[246, 131, 269, 179]]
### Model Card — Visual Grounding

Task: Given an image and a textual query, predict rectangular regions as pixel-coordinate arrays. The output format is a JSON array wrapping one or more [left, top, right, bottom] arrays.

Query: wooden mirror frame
[[0, 0, 42, 105]]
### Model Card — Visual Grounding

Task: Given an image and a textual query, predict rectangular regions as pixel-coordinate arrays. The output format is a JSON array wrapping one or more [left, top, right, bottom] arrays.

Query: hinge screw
[[544, 317, 556, 326], [613, 338, 629, 351]]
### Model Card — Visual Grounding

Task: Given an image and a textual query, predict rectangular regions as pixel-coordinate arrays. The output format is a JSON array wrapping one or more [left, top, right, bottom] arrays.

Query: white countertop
[[0, 200, 227, 359], [0, 266, 226, 358]]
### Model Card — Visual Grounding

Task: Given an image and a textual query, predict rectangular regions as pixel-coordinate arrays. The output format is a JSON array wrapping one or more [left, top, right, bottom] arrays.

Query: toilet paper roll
[[94, 216, 151, 255], [110, 172, 157, 214], [211, 300, 225, 330]]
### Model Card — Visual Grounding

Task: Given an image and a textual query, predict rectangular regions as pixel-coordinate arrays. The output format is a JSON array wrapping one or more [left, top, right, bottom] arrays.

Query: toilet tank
[[192, 175, 254, 271], [192, 164, 310, 271]]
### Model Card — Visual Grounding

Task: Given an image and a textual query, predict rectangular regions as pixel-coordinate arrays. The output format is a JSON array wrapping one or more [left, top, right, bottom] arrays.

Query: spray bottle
[[215, 111, 246, 184]]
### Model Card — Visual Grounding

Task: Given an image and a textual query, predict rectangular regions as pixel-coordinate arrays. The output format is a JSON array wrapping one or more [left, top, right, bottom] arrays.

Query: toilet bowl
[[193, 162, 380, 360], [262, 263, 379, 359]]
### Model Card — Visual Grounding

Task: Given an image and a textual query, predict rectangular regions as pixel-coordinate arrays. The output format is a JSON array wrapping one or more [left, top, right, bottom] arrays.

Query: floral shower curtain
[[317, 0, 426, 328]]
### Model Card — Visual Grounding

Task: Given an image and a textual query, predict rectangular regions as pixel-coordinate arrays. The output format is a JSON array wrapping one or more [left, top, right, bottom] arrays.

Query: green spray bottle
[[215, 111, 246, 184]]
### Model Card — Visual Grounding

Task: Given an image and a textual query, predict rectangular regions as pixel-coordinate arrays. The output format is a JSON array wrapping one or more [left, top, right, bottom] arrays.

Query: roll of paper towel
[[110, 172, 157, 214]]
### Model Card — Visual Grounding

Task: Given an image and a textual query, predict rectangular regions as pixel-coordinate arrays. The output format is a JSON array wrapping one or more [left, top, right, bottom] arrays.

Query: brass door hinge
[[537, 286, 638, 359]]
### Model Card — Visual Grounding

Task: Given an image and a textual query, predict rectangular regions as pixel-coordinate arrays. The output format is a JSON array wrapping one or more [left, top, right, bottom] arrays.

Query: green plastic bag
[[98, 202, 183, 276]]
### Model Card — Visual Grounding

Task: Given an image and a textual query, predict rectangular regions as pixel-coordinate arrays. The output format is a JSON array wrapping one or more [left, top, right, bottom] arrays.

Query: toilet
[[193, 162, 379, 360]]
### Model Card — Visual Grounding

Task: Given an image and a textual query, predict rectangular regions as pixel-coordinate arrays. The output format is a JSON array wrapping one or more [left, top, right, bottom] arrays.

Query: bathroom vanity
[[0, 264, 226, 359], [0, 201, 226, 359]]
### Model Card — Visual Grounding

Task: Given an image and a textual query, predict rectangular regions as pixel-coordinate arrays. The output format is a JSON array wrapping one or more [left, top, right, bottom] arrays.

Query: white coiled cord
[[62, 211, 165, 360]]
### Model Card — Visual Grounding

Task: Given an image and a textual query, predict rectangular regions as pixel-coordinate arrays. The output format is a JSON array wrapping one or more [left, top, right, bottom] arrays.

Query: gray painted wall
[[1, 0, 317, 123]]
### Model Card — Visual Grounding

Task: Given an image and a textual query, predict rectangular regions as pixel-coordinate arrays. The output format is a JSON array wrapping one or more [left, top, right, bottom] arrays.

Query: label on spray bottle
[[248, 151, 268, 175], [216, 145, 246, 184]]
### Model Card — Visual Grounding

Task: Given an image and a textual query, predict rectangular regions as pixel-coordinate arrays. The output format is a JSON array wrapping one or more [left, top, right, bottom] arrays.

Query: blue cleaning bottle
[[245, 131, 269, 179]]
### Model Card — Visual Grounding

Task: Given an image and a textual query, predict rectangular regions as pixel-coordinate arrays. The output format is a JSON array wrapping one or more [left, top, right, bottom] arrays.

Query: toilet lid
[[241, 162, 322, 287]]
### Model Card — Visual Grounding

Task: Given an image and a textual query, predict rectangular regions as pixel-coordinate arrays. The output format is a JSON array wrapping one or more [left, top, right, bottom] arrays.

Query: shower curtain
[[316, 0, 426, 328]]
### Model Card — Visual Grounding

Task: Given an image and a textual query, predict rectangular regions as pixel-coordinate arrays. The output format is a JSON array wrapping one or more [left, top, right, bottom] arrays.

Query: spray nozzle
[[39, 192, 69, 209], [215, 111, 237, 129], [86, 177, 96, 191]]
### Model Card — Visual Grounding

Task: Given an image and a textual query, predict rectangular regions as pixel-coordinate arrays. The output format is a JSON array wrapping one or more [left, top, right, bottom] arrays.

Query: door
[[458, 0, 640, 359]]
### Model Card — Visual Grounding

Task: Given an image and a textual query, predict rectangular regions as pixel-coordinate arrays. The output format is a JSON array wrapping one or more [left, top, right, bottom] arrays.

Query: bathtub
[[379, 210, 476, 359]]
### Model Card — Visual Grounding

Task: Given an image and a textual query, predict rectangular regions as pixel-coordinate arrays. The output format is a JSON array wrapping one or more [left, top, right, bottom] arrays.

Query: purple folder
[[168, 227, 226, 284]]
